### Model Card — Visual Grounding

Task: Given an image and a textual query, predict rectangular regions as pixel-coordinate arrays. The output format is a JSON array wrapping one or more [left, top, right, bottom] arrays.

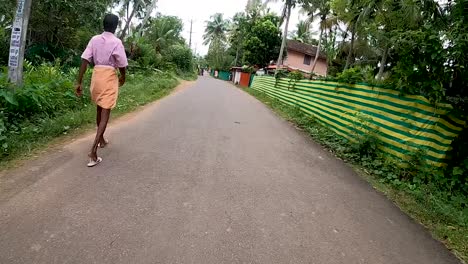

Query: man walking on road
[[75, 14, 128, 167]]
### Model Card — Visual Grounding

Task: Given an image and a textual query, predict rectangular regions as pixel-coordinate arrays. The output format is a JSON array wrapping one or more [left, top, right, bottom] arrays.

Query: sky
[[157, 0, 309, 56]]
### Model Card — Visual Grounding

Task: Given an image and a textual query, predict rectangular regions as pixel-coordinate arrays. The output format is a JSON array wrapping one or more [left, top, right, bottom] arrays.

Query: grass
[[1, 71, 187, 168], [176, 70, 198, 81], [245, 87, 468, 263]]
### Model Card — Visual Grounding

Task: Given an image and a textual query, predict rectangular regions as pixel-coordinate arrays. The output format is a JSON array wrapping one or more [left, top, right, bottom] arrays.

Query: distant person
[[75, 14, 128, 167]]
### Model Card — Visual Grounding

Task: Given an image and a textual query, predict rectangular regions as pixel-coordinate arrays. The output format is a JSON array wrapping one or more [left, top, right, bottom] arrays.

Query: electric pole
[[189, 19, 193, 49], [8, 0, 33, 86]]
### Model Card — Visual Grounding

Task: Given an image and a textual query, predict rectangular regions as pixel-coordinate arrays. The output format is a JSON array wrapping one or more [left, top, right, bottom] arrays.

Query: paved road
[[0, 77, 460, 264]]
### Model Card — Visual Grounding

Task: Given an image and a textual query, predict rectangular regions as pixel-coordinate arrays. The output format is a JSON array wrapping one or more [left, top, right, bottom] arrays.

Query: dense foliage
[[128, 14, 194, 73], [25, 0, 114, 66], [0, 0, 15, 65], [1, 1, 194, 73], [243, 14, 282, 68], [204, 7, 282, 70], [314, 0, 468, 112], [290, 21, 317, 45], [203, 13, 233, 71]]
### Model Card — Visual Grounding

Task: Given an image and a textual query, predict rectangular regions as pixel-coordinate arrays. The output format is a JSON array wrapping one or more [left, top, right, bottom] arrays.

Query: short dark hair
[[103, 14, 119, 33]]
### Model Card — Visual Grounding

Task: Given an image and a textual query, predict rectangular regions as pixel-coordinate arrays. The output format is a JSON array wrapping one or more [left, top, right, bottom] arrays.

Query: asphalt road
[[0, 76, 460, 264]]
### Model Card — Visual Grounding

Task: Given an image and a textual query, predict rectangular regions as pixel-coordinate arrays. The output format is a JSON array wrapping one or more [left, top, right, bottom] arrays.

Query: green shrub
[[336, 67, 363, 84], [133, 42, 161, 69], [336, 66, 376, 84], [287, 71, 304, 90], [274, 69, 289, 87], [344, 111, 381, 159], [166, 44, 194, 72], [0, 62, 83, 154]]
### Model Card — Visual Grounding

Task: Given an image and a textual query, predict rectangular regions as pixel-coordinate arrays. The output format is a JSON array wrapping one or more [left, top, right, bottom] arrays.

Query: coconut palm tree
[[331, 0, 366, 70], [291, 20, 313, 43], [203, 13, 230, 46], [264, 0, 300, 72], [301, 0, 331, 73], [333, 0, 443, 76], [204, 13, 231, 70], [145, 16, 184, 53]]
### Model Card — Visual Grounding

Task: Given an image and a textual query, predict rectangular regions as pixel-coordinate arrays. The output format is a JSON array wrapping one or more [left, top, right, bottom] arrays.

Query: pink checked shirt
[[81, 32, 128, 68]]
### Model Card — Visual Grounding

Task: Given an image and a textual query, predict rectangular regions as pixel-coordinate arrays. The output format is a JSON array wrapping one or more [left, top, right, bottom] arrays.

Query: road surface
[[0, 76, 460, 264]]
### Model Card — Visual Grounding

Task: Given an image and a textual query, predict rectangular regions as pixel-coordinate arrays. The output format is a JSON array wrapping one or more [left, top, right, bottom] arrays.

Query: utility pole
[[187, 19, 195, 51], [8, 0, 33, 86], [189, 19, 193, 49]]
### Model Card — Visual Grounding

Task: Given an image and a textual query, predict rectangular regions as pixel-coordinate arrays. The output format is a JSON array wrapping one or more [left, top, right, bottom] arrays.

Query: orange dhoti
[[90, 65, 119, 109]]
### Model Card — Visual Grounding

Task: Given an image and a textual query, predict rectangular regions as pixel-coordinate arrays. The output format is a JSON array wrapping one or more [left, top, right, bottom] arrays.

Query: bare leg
[[89, 108, 111, 161], [96, 106, 107, 147], [96, 106, 102, 126]]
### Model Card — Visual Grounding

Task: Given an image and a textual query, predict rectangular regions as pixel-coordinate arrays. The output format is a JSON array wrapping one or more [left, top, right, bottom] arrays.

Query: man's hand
[[119, 76, 126, 87], [76, 59, 89, 97], [75, 83, 83, 97], [118, 67, 126, 87]]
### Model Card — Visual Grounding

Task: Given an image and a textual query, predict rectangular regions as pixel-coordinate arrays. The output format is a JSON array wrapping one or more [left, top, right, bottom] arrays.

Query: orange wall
[[284, 50, 328, 76]]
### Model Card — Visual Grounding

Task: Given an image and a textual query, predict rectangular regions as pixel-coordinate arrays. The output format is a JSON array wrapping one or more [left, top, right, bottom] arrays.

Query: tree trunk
[[310, 23, 324, 76], [137, 0, 158, 37], [276, 4, 291, 74], [235, 45, 240, 66], [8, 0, 33, 86], [344, 22, 357, 71], [120, 1, 139, 39], [327, 26, 334, 65], [377, 44, 388, 80], [126, 1, 130, 22]]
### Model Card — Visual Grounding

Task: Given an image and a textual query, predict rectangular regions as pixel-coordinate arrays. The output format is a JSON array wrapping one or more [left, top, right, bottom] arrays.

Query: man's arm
[[119, 67, 126, 87], [115, 40, 128, 87], [75, 59, 89, 96]]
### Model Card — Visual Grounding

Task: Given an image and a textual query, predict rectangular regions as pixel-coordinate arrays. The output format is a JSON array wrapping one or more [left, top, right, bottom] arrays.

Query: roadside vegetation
[[0, 0, 198, 165], [246, 87, 468, 262]]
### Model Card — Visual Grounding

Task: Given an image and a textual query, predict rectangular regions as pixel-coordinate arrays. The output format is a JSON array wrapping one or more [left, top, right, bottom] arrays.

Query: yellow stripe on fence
[[251, 76, 466, 166]]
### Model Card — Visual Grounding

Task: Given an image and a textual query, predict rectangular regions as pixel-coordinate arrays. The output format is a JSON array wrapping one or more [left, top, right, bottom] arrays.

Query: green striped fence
[[251, 76, 466, 166]]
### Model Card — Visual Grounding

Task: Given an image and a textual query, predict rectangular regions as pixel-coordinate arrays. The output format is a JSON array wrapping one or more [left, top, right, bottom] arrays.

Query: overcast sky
[[157, 0, 309, 55]]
